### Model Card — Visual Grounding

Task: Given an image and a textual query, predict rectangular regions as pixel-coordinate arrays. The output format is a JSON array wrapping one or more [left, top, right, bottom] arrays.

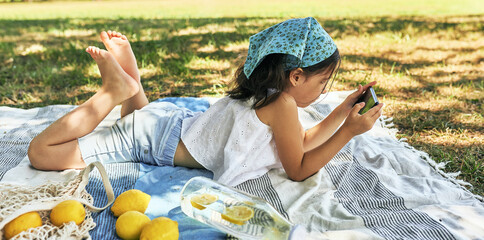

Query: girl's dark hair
[[227, 48, 341, 109]]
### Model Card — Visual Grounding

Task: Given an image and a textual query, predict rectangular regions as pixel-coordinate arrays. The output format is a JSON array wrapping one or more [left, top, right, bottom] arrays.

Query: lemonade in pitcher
[[180, 177, 295, 239]]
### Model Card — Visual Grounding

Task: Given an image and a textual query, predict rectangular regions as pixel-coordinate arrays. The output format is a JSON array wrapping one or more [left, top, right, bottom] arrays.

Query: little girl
[[28, 17, 383, 186]]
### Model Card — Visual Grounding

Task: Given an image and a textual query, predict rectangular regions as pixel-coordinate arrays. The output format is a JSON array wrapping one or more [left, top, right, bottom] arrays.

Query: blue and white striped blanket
[[1, 92, 483, 240]]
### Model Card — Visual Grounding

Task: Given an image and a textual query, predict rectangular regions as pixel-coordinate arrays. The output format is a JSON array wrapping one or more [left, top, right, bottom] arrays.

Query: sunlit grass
[[186, 57, 230, 71], [0, 1, 482, 196], [1, 0, 483, 20]]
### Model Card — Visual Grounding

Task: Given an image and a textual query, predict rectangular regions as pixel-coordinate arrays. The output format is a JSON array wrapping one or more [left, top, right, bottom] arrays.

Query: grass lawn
[[0, 0, 483, 196]]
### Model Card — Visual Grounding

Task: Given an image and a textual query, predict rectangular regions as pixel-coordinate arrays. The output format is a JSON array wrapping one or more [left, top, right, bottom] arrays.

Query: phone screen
[[356, 87, 379, 114]]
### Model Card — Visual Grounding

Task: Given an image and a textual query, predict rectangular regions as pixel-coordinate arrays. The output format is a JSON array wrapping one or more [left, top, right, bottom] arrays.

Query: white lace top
[[181, 97, 281, 186]]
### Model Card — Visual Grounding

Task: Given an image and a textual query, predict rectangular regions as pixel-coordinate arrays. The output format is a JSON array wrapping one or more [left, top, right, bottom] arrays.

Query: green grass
[[1, 0, 483, 19], [0, 0, 483, 196]]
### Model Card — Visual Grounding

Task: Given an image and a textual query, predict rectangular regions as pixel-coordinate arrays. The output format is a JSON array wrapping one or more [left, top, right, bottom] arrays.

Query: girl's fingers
[[349, 85, 363, 99], [374, 104, 384, 119], [350, 102, 365, 117], [358, 84, 364, 93], [359, 81, 377, 94], [362, 81, 377, 90], [366, 103, 384, 119]]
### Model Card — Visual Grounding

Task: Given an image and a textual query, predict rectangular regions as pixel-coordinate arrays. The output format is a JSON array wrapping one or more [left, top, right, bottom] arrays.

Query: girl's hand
[[338, 81, 377, 115], [341, 100, 384, 136]]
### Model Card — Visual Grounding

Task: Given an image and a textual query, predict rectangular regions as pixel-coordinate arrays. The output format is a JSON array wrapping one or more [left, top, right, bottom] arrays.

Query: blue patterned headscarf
[[244, 17, 337, 78]]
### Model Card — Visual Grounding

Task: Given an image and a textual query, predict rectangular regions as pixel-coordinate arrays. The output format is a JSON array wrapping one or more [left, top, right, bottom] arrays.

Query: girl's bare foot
[[100, 31, 149, 117], [100, 31, 140, 81], [85, 46, 139, 103]]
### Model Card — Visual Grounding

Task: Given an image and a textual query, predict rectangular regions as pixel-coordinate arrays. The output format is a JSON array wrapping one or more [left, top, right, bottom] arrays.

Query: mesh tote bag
[[0, 162, 114, 240]]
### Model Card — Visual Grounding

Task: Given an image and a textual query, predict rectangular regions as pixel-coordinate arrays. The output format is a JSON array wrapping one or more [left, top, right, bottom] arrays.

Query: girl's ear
[[289, 68, 304, 87]]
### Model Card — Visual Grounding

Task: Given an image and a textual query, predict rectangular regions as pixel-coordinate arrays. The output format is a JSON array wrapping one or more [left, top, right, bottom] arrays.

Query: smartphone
[[355, 86, 379, 114]]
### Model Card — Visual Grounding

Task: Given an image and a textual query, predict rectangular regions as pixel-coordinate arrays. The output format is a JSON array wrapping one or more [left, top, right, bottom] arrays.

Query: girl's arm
[[269, 91, 383, 181], [303, 82, 377, 152]]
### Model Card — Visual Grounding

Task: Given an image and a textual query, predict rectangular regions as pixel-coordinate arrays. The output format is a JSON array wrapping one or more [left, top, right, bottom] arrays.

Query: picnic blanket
[[1, 91, 483, 240]]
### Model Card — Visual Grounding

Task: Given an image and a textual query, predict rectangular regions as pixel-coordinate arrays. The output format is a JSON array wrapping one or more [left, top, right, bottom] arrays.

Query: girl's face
[[285, 68, 332, 108]]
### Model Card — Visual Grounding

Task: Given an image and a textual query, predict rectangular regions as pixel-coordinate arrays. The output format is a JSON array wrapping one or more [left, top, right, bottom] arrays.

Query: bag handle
[[0, 162, 114, 230], [74, 161, 115, 212]]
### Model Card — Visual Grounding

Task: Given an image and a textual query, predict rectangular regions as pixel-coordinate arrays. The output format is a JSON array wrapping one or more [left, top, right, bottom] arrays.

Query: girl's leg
[[28, 47, 139, 170], [100, 31, 149, 117], [98, 31, 204, 170]]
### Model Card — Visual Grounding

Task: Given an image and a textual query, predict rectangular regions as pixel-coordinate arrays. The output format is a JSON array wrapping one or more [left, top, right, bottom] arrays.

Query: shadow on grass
[[1, 15, 483, 106], [392, 105, 483, 132]]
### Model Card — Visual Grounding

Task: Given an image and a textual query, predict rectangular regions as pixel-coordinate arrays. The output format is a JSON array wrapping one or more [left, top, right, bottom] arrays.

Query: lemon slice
[[222, 205, 254, 225], [190, 193, 218, 210]]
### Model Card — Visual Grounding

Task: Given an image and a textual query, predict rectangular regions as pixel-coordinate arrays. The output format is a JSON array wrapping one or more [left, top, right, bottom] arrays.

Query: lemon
[[111, 189, 151, 217], [190, 193, 218, 210], [3, 211, 43, 239], [221, 205, 254, 225], [140, 217, 179, 240], [50, 200, 86, 227], [115, 211, 151, 240]]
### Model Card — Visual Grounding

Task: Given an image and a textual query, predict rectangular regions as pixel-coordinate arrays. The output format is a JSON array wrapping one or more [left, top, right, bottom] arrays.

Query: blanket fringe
[[378, 116, 484, 202]]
